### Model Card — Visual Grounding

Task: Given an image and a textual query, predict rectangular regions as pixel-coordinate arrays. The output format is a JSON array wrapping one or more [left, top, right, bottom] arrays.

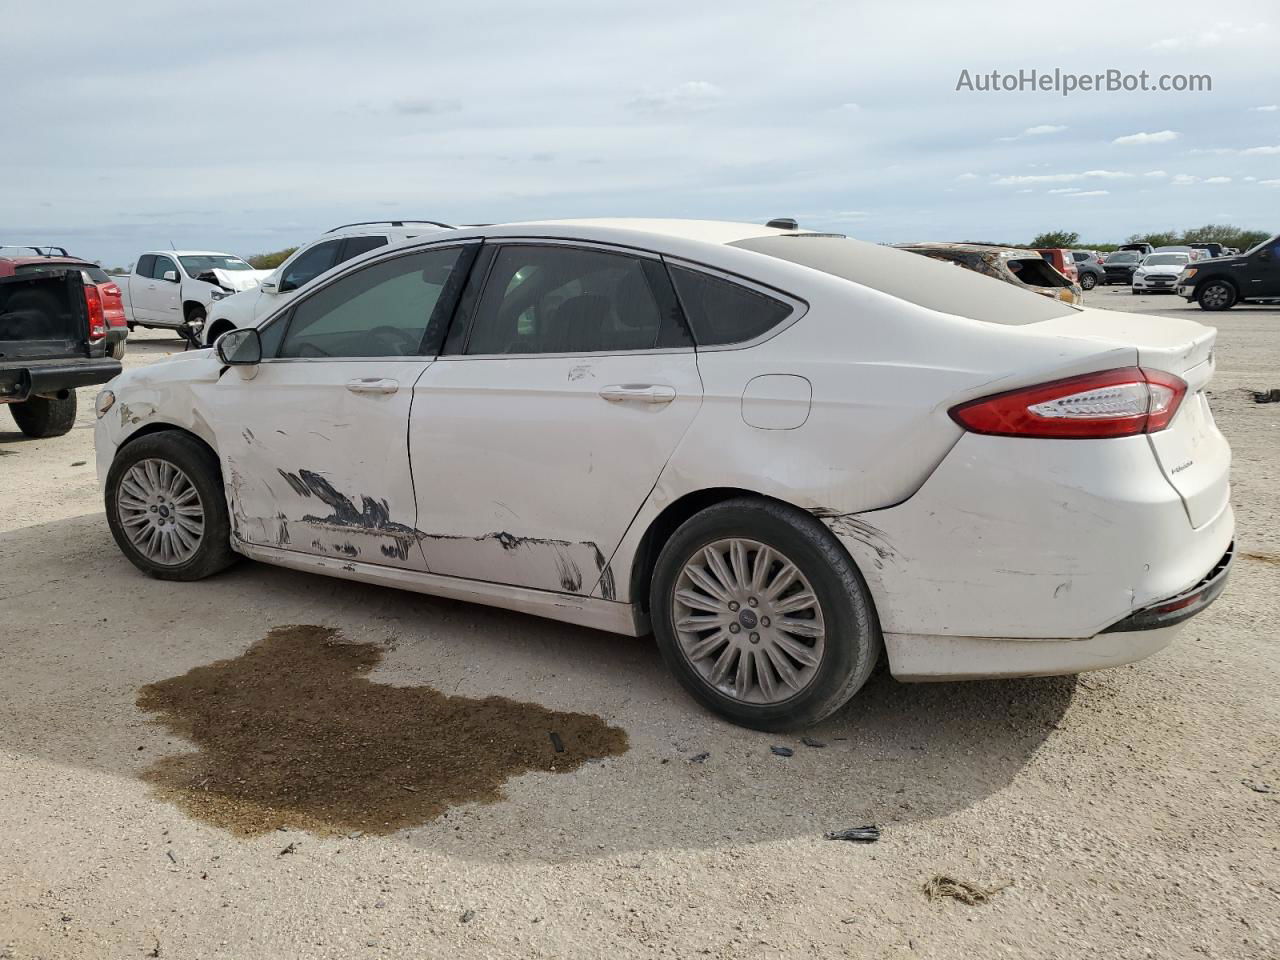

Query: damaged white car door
[[206, 244, 474, 568], [408, 241, 703, 597]]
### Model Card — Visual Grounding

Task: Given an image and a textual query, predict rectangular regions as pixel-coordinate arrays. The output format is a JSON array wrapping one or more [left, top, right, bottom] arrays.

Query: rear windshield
[[730, 236, 1078, 325], [15, 261, 110, 283]]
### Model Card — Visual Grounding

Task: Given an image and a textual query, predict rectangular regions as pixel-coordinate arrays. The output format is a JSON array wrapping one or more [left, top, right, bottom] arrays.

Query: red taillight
[[949, 367, 1187, 439], [101, 282, 127, 328], [83, 283, 107, 340]]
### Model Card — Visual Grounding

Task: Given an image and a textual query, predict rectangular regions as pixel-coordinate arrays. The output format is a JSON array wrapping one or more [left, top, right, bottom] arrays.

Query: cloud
[[1016, 189, 1033, 194], [1171, 174, 1200, 185], [994, 170, 1132, 185], [1112, 130, 1180, 146], [391, 97, 462, 115], [1242, 145, 1280, 155], [835, 102, 861, 112], [1251, 104, 1278, 112], [1261, 179, 1280, 186], [1244, 176, 1257, 182], [1067, 190, 1109, 197], [626, 80, 723, 112], [1047, 188, 1078, 194], [1202, 176, 1232, 184], [1143, 170, 1168, 177], [998, 124, 1067, 141], [954, 172, 979, 180]]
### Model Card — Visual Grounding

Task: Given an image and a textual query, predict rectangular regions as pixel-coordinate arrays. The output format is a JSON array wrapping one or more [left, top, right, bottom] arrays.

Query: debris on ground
[[278, 842, 297, 856], [922, 875, 1012, 905], [460, 909, 475, 924], [134, 625, 628, 836], [1251, 388, 1280, 404], [146, 935, 161, 957], [688, 752, 710, 764], [801, 737, 827, 748], [548, 732, 565, 753], [165, 849, 177, 864], [824, 826, 880, 843], [770, 745, 794, 757], [1242, 779, 1273, 794]]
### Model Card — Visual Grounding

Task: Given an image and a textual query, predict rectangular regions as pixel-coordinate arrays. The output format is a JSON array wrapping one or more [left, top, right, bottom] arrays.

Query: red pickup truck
[[1, 250, 123, 438]]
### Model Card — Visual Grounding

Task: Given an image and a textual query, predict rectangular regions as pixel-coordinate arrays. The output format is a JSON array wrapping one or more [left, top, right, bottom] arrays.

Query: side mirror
[[216, 327, 262, 366], [162, 269, 179, 282], [260, 281, 278, 294]]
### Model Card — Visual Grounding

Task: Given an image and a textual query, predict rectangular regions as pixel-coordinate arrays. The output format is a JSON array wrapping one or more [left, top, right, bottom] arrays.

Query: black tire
[[107, 338, 127, 360], [1197, 280, 1236, 311], [1131, 288, 1140, 295], [127, 321, 136, 331], [105, 431, 238, 581], [1080, 273, 1097, 290], [10, 393, 77, 438], [650, 497, 882, 731]]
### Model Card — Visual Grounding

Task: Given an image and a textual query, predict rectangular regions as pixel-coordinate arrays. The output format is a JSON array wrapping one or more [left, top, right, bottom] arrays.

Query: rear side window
[[136, 254, 157, 278], [668, 266, 792, 346], [463, 245, 688, 355], [340, 235, 389, 261]]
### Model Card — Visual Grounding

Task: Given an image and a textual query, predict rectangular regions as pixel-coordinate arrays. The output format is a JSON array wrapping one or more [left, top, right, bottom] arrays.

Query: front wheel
[[1197, 280, 1236, 311], [650, 498, 882, 730], [105, 431, 238, 581], [10, 393, 76, 438]]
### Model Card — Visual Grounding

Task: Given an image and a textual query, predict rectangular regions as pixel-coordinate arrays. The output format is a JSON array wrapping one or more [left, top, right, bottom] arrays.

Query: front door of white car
[[201, 244, 476, 569], [408, 242, 703, 597]]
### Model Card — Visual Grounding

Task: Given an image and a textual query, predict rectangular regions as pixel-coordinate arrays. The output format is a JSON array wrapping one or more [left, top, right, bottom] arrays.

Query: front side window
[[668, 265, 793, 346], [153, 256, 179, 281], [463, 245, 684, 355], [279, 240, 342, 293], [277, 247, 465, 359]]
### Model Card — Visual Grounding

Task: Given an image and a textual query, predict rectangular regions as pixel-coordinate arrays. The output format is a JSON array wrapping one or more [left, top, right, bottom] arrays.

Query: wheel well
[[119, 422, 217, 461], [183, 300, 207, 320], [628, 487, 758, 614], [205, 318, 235, 345]]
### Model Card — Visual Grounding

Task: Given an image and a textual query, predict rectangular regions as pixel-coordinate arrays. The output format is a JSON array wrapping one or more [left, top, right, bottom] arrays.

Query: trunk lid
[[1031, 307, 1229, 528]]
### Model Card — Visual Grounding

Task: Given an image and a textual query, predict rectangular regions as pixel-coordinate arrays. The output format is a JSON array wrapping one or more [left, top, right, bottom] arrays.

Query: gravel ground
[[2, 289, 1277, 960]]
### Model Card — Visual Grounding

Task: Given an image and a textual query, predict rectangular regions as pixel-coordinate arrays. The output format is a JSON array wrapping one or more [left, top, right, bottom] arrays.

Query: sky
[[3, 0, 1277, 268]]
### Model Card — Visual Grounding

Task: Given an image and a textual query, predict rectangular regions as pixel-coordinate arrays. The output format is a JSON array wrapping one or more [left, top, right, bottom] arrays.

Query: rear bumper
[[0, 358, 121, 402]]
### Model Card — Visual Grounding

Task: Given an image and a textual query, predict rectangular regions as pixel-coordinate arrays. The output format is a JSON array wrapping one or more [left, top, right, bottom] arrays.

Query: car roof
[[469, 218, 810, 246]]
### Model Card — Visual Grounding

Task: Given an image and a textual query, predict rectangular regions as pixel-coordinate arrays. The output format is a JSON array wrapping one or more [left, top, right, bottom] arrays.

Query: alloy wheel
[[117, 458, 206, 565], [671, 538, 826, 704]]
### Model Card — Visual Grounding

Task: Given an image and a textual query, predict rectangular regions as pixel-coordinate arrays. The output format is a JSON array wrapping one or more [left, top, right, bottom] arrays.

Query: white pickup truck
[[116, 250, 269, 332]]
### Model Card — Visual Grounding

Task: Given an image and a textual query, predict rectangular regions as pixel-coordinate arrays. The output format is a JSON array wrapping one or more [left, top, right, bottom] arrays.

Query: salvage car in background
[[1070, 250, 1105, 290], [1131, 252, 1192, 294], [896, 242, 1082, 304], [1, 251, 128, 359], [203, 220, 452, 346], [95, 219, 1232, 729], [117, 251, 268, 335], [1102, 249, 1143, 285], [1176, 233, 1280, 310], [2, 263, 120, 438]]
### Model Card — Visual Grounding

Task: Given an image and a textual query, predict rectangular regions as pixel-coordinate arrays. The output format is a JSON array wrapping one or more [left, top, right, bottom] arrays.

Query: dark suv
[[1101, 249, 1143, 285], [1175, 234, 1280, 310]]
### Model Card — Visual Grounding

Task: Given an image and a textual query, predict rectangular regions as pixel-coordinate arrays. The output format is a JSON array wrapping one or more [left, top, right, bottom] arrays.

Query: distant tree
[[1031, 230, 1080, 248], [1237, 230, 1272, 249], [1181, 224, 1272, 250], [248, 247, 298, 270], [1127, 230, 1182, 248]]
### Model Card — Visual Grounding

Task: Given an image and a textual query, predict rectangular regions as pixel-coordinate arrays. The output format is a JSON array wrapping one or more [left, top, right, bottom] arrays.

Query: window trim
[[445, 239, 696, 361], [278, 237, 344, 294], [257, 241, 481, 363], [662, 256, 807, 352]]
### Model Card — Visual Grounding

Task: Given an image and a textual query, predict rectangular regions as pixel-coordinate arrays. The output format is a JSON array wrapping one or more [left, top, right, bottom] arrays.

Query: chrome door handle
[[346, 378, 399, 395], [599, 383, 677, 405]]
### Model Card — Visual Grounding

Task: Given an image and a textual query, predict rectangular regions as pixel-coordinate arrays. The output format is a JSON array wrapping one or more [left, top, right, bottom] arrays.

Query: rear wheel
[[105, 431, 237, 581], [1197, 280, 1236, 311], [107, 338, 127, 360], [1080, 273, 1097, 290], [10, 393, 76, 438], [650, 497, 881, 730]]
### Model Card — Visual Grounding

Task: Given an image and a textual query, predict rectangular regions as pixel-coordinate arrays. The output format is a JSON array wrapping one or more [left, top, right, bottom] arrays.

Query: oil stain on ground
[[136, 625, 629, 836]]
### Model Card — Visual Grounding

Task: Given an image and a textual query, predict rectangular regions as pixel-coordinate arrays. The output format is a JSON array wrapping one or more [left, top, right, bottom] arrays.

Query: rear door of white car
[[203, 243, 478, 568], [408, 241, 702, 596]]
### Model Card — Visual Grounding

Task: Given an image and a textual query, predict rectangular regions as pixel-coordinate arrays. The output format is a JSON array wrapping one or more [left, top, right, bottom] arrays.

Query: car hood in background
[[209, 269, 265, 292]]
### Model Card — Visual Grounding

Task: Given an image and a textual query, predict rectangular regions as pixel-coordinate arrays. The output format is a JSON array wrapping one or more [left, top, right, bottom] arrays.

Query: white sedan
[[94, 219, 1234, 729], [1131, 252, 1193, 294]]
